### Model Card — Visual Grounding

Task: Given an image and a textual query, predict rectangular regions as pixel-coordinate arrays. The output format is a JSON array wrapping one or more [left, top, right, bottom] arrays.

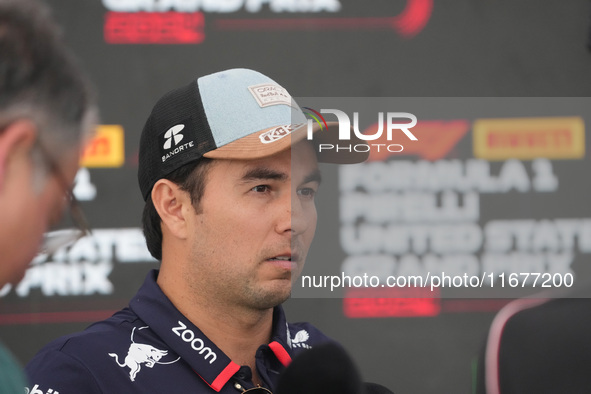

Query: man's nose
[[275, 190, 307, 236]]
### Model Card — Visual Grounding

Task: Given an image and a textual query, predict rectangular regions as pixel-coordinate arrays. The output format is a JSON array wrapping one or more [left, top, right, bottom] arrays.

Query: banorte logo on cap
[[160, 123, 196, 163], [163, 124, 185, 149]]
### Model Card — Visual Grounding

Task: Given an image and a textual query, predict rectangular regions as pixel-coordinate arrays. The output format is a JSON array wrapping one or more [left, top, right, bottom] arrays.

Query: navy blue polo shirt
[[25, 270, 333, 393]]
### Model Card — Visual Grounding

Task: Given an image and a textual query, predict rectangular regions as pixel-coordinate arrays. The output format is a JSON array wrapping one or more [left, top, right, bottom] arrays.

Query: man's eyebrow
[[240, 167, 288, 182], [303, 169, 322, 185]]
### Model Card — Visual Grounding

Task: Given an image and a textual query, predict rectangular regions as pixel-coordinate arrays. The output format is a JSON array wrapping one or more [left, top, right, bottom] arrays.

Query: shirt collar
[[130, 270, 293, 391], [267, 306, 293, 367]]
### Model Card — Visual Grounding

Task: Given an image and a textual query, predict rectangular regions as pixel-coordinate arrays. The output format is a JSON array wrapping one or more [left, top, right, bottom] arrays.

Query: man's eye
[[298, 188, 317, 198], [252, 185, 270, 193]]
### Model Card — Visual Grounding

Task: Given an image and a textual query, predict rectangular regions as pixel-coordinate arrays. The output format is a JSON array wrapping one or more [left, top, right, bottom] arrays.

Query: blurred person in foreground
[[0, 0, 96, 391], [26, 68, 392, 393]]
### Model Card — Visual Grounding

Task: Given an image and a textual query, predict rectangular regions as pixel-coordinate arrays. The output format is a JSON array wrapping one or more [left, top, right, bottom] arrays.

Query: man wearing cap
[[25, 69, 384, 394]]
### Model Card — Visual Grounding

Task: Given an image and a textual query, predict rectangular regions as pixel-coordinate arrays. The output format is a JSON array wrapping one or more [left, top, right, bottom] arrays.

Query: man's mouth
[[266, 254, 299, 271], [271, 256, 291, 261]]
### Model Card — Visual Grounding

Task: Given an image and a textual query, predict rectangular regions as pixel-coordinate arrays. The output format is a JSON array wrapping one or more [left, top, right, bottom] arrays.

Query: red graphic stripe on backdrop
[[392, 0, 433, 37], [344, 287, 441, 318], [216, 0, 433, 38], [105, 12, 205, 44], [217, 17, 395, 30]]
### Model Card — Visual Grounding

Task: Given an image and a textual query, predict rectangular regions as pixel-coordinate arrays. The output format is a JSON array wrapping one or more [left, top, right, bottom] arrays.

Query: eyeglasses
[[36, 138, 91, 255], [234, 383, 272, 393]]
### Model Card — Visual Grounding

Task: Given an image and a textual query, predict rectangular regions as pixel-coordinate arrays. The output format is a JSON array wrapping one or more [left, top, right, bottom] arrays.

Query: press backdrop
[[1, 1, 591, 393]]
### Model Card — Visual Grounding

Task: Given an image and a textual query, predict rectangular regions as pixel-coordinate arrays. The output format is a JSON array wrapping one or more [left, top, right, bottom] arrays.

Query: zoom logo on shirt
[[172, 321, 217, 364]]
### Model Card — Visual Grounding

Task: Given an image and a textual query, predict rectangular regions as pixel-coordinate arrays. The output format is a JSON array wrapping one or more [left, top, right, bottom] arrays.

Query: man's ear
[[0, 120, 37, 191], [151, 179, 192, 240]]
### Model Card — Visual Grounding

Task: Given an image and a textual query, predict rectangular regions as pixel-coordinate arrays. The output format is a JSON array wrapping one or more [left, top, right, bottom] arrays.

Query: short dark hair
[[142, 158, 213, 261], [0, 0, 96, 155]]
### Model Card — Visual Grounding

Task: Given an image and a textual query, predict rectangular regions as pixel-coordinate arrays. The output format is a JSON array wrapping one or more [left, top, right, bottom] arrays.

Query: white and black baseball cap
[[138, 68, 367, 201]]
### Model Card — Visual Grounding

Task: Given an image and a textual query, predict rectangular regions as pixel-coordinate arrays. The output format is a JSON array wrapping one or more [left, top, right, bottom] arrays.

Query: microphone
[[275, 343, 394, 394]]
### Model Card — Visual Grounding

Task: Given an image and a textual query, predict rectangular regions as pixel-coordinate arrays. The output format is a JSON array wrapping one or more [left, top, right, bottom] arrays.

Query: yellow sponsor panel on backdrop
[[81, 125, 125, 167], [473, 117, 585, 160]]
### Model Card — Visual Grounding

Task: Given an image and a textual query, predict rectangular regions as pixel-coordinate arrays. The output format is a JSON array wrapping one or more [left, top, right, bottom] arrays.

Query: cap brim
[[203, 122, 369, 164]]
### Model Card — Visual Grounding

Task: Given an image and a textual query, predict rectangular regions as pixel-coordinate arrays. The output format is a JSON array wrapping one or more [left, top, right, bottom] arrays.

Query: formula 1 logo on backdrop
[[102, 0, 433, 44]]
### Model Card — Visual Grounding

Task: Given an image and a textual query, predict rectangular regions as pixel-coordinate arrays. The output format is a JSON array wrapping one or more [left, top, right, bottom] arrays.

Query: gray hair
[[0, 0, 97, 182]]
